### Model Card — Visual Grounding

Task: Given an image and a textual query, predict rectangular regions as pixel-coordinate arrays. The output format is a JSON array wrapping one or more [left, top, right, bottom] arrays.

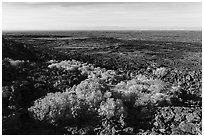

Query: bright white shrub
[[98, 98, 126, 119], [153, 67, 168, 78], [28, 91, 73, 123], [75, 78, 105, 106], [4, 58, 26, 68], [114, 74, 170, 106], [47, 60, 123, 85]]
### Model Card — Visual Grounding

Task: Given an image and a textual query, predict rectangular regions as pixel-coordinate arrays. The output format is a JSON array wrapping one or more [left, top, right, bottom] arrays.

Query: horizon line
[[2, 29, 202, 32]]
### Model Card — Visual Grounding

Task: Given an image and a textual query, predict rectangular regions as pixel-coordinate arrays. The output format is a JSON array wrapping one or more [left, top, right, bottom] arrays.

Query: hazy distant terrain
[[4, 30, 202, 43], [2, 31, 202, 135], [3, 31, 201, 71]]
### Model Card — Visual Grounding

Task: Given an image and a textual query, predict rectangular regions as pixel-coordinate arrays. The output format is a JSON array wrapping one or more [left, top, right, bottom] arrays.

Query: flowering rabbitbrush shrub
[[28, 91, 76, 124], [28, 77, 110, 126], [153, 67, 168, 78], [75, 78, 108, 106], [28, 88, 97, 126], [98, 98, 127, 119], [48, 60, 82, 71], [113, 74, 171, 107], [3, 58, 26, 68], [47, 60, 123, 85]]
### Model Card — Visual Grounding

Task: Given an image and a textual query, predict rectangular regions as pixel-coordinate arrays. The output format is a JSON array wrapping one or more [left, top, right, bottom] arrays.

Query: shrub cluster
[[28, 59, 190, 134], [3, 58, 201, 135]]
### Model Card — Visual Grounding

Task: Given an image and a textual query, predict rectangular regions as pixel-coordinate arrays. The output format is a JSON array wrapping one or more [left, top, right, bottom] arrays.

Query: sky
[[2, 2, 202, 31]]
